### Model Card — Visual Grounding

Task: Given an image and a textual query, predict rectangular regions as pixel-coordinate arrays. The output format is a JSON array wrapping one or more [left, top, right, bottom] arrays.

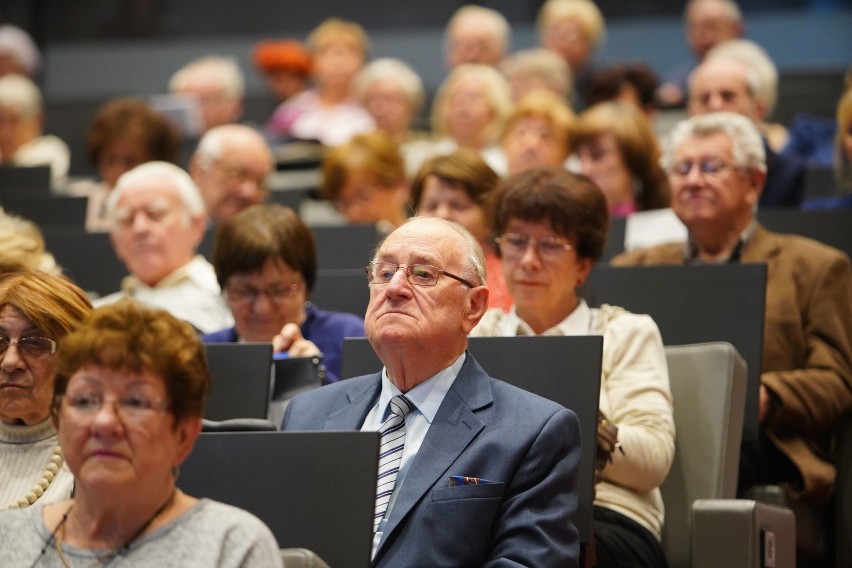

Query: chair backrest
[[311, 224, 382, 270], [179, 431, 379, 568], [582, 263, 765, 442], [203, 343, 274, 421], [2, 196, 88, 231], [661, 342, 747, 568], [280, 548, 330, 568], [342, 335, 603, 544], [311, 269, 369, 318], [0, 165, 51, 198], [757, 208, 852, 259], [42, 230, 126, 298]]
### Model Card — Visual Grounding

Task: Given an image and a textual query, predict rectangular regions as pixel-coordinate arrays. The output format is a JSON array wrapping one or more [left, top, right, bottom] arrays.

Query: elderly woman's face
[[416, 175, 490, 245], [58, 364, 197, 492], [225, 258, 308, 343], [364, 80, 413, 140], [500, 218, 591, 322], [445, 79, 494, 147], [576, 133, 634, 210], [0, 305, 58, 426]]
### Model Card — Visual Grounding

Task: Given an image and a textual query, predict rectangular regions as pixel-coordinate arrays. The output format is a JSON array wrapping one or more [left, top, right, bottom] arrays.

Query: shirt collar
[[378, 352, 466, 424], [121, 255, 210, 294], [684, 219, 757, 264], [503, 300, 592, 337]]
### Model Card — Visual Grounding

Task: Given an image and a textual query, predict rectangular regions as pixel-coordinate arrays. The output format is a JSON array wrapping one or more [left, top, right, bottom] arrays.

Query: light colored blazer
[[282, 353, 582, 567], [613, 224, 852, 503]]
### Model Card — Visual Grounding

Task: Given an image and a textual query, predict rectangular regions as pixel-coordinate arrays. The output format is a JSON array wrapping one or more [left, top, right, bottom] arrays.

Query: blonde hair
[[0, 208, 60, 274], [836, 86, 852, 188], [503, 89, 575, 145], [500, 48, 573, 101], [431, 64, 513, 146], [321, 131, 406, 201], [307, 18, 371, 60], [537, 0, 606, 49]]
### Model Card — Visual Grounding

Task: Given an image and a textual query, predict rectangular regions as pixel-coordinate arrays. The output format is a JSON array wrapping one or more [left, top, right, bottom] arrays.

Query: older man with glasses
[[613, 111, 852, 566], [189, 124, 274, 226]]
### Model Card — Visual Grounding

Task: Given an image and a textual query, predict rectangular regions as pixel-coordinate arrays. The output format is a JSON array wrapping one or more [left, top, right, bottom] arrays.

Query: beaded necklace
[[4, 445, 64, 510]]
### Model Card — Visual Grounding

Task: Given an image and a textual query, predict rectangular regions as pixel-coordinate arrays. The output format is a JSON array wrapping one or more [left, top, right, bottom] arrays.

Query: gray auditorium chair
[[662, 343, 795, 568], [280, 548, 330, 568]]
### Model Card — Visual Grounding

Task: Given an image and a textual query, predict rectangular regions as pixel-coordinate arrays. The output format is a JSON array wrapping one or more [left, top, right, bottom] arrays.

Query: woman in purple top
[[202, 203, 364, 383]]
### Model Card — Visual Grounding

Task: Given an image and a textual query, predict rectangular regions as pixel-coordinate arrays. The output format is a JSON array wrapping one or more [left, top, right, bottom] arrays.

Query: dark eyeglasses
[[365, 262, 476, 288], [0, 335, 57, 358]]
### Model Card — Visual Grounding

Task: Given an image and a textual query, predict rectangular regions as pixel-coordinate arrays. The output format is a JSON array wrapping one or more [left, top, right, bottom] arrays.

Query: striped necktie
[[374, 395, 415, 533]]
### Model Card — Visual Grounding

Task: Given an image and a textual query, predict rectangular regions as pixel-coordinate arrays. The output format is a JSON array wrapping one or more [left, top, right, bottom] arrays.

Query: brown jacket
[[612, 224, 852, 503]]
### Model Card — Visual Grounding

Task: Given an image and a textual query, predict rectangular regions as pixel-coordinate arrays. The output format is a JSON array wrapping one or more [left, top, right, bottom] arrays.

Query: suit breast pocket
[[431, 481, 506, 502]]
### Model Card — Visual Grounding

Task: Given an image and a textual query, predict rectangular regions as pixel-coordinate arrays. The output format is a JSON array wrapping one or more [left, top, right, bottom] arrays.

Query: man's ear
[[462, 284, 490, 334], [746, 169, 766, 205]]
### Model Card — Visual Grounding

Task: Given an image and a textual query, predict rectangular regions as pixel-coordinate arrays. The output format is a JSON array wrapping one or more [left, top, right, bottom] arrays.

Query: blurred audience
[[0, 74, 70, 188], [537, 0, 606, 109], [65, 97, 181, 232], [266, 18, 374, 146], [657, 0, 744, 108], [572, 101, 670, 216], [500, 47, 573, 104], [320, 131, 410, 230], [835, 85, 852, 190], [169, 56, 245, 133], [586, 62, 660, 119], [204, 203, 365, 387], [430, 63, 513, 175], [688, 57, 805, 207], [0, 25, 41, 78], [189, 124, 274, 225], [502, 89, 574, 176], [411, 149, 511, 312], [95, 161, 232, 334], [444, 5, 511, 69]]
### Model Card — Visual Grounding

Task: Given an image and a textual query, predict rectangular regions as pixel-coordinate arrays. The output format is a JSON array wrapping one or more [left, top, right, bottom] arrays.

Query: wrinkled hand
[[595, 410, 622, 483], [272, 323, 321, 357]]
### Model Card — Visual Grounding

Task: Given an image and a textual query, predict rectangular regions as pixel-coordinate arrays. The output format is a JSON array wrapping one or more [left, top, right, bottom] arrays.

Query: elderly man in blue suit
[[282, 217, 581, 567]]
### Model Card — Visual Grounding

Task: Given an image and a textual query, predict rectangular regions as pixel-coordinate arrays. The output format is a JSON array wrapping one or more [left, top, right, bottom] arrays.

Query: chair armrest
[[280, 548, 331, 568], [201, 418, 278, 432], [692, 499, 795, 568]]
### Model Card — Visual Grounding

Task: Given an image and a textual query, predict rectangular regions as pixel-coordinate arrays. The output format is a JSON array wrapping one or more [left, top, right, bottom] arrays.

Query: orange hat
[[252, 40, 312, 75]]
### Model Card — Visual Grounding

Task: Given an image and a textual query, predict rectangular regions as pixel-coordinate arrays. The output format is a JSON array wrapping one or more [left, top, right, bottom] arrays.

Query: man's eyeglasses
[[59, 393, 170, 424], [0, 335, 57, 358], [365, 262, 476, 288], [225, 282, 303, 305], [669, 158, 739, 178], [495, 233, 573, 260]]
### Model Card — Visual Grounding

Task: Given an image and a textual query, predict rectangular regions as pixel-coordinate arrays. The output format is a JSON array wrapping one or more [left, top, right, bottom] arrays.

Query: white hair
[[664, 112, 766, 174], [686, 0, 743, 24], [107, 161, 206, 220], [353, 58, 426, 114], [194, 123, 271, 166], [169, 56, 245, 99], [705, 40, 778, 117], [447, 5, 511, 59], [432, 63, 513, 145], [0, 73, 41, 119], [0, 25, 41, 76], [500, 48, 573, 99]]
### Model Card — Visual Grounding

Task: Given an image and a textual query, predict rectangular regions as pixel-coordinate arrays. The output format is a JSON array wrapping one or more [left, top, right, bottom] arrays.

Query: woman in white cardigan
[[470, 167, 675, 568]]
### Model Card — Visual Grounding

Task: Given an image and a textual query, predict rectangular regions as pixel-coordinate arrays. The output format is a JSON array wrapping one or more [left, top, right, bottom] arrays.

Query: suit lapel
[[324, 375, 382, 430], [376, 355, 494, 554]]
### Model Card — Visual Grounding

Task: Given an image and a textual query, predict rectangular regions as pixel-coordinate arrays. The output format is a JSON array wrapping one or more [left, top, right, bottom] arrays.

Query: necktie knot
[[386, 395, 414, 422]]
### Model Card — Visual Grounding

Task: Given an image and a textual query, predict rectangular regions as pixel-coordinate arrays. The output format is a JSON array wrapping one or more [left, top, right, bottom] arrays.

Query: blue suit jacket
[[282, 353, 581, 567]]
